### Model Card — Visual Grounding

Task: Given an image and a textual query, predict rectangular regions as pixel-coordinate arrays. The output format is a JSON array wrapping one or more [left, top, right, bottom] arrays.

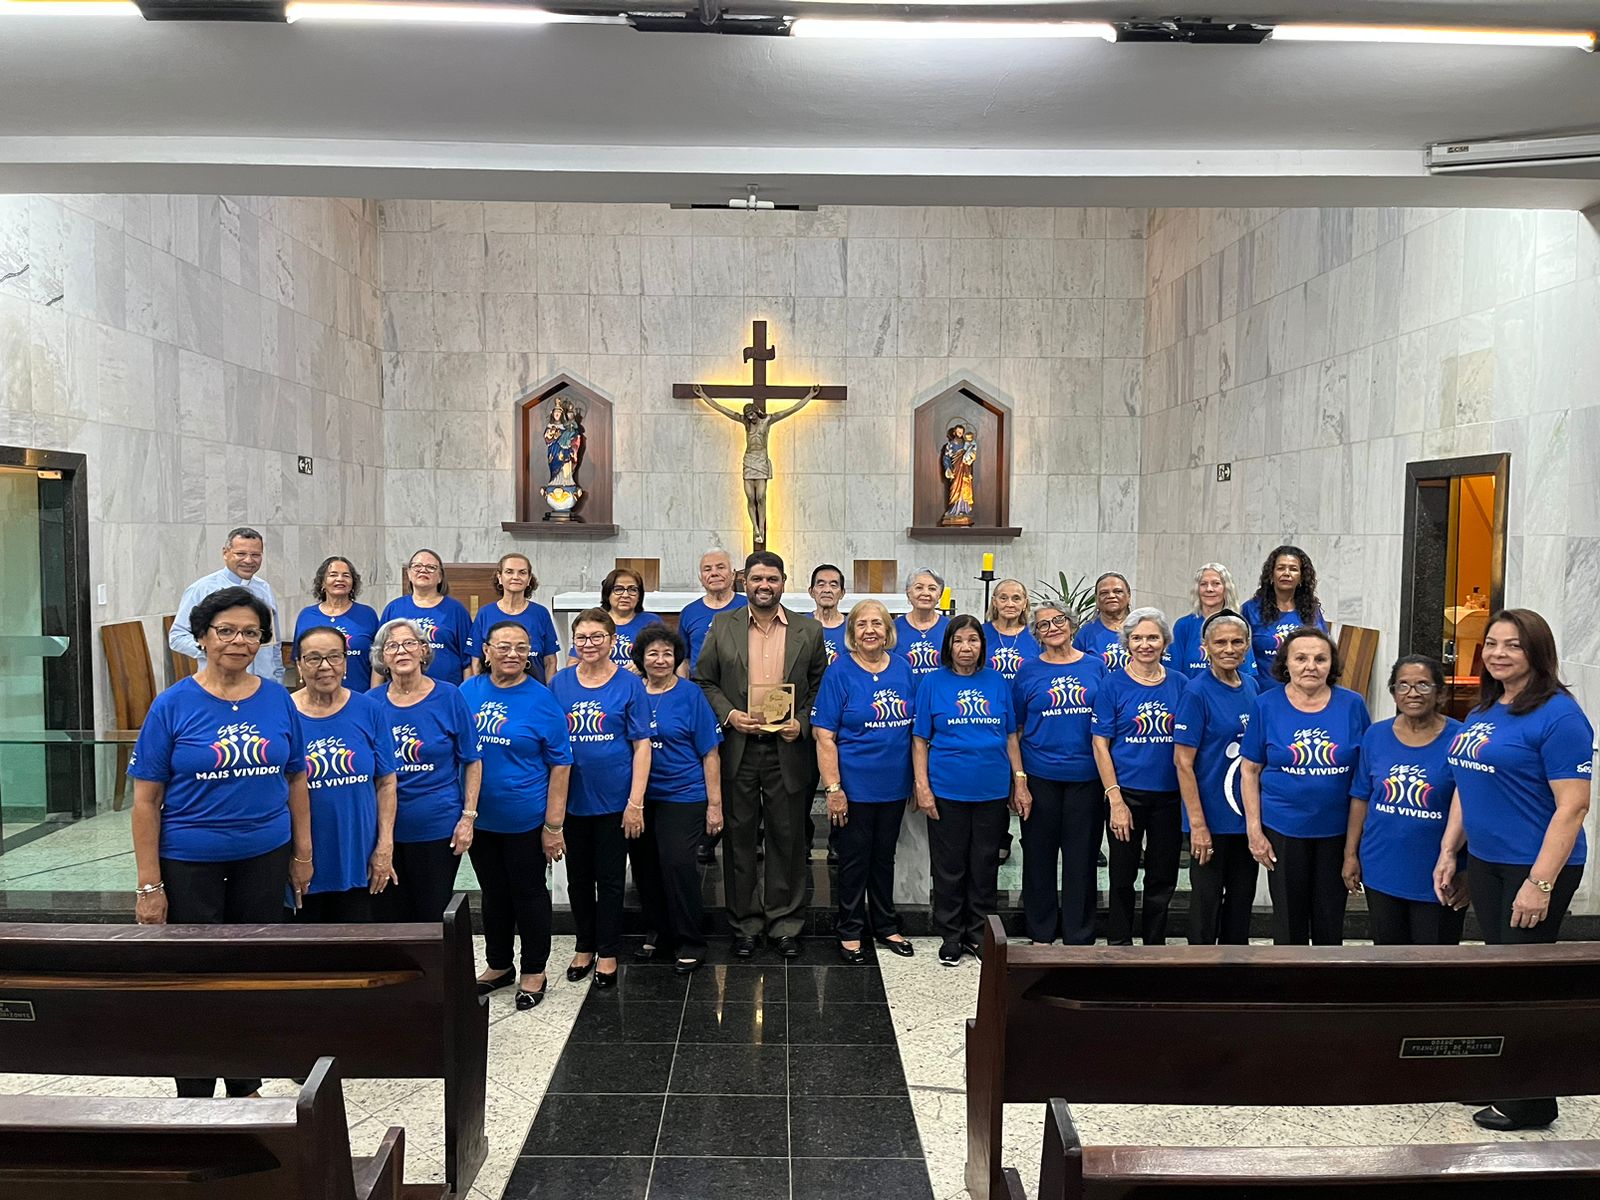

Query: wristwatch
[[1013, 770, 1027, 779], [1529, 876, 1555, 894], [823, 783, 842, 795]]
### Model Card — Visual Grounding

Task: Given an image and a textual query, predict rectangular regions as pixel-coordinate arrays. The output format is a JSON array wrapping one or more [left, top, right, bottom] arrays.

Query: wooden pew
[[965, 917, 1600, 1200], [0, 1056, 405, 1200], [0, 895, 487, 1199]]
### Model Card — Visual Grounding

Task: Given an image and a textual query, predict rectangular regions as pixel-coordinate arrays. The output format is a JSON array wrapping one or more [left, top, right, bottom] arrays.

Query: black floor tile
[[787, 999, 898, 1044], [520, 1093, 666, 1157], [789, 1096, 924, 1159], [502, 1156, 652, 1200], [792, 1157, 935, 1200], [548, 1041, 676, 1094], [668, 1043, 787, 1095], [788, 1043, 911, 1097], [677, 1000, 787, 1045], [598, 964, 691, 1001], [567, 999, 686, 1043], [648, 1156, 790, 1198], [785, 964, 888, 1002], [655, 1093, 789, 1158], [688, 962, 787, 1003]]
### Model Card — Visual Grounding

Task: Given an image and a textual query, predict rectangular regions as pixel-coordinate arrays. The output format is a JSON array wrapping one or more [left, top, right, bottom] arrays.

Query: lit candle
[[982, 553, 995, 573], [940, 586, 953, 610]]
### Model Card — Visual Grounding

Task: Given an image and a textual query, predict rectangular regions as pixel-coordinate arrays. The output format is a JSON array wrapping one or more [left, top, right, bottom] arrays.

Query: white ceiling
[[2, 3, 1599, 207]]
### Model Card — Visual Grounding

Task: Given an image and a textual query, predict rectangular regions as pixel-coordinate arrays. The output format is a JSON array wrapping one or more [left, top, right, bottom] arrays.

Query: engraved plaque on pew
[[1399, 1035, 1504, 1058], [0, 1000, 36, 1021]]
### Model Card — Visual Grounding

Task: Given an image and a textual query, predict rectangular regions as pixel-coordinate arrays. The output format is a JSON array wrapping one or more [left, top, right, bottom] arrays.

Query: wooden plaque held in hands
[[749, 683, 796, 732]]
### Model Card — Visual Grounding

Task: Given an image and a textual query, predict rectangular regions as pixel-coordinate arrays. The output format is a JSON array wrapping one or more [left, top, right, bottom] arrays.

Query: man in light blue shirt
[[169, 526, 285, 682]]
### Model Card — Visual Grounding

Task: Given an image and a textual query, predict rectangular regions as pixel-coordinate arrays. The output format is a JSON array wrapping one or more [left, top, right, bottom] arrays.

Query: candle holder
[[976, 568, 996, 615]]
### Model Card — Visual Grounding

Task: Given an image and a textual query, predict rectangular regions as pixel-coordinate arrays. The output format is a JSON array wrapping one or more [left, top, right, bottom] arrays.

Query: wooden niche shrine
[[502, 375, 618, 538], [907, 380, 1021, 540]]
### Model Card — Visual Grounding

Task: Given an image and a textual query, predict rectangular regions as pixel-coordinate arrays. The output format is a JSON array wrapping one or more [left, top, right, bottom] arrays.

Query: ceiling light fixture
[[789, 18, 1115, 40], [284, 1, 619, 24], [0, 0, 140, 14], [1272, 24, 1595, 51]]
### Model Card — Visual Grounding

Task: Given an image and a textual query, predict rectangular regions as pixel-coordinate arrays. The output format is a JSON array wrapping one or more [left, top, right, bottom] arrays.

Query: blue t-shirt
[[1240, 597, 1327, 690], [298, 691, 395, 894], [375, 680, 482, 842], [1091, 668, 1186, 793], [466, 601, 560, 684], [1173, 670, 1259, 835], [460, 674, 573, 833], [293, 603, 380, 694], [1352, 718, 1460, 902], [380, 595, 473, 684], [1073, 619, 1130, 673], [817, 619, 849, 668], [567, 611, 662, 669], [1169, 612, 1259, 681], [643, 681, 723, 805], [912, 667, 1016, 802], [984, 623, 1041, 681], [548, 667, 653, 816], [895, 613, 948, 678], [680, 595, 748, 668], [1241, 685, 1370, 838], [129, 677, 306, 862], [1012, 655, 1105, 783], [811, 654, 916, 803], [1447, 694, 1593, 867]]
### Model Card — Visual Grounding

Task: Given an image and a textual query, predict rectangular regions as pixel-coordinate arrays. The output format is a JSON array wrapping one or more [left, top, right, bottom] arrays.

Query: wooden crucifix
[[673, 320, 847, 551]]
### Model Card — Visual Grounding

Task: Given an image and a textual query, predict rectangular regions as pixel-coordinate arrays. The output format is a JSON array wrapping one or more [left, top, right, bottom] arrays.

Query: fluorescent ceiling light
[[0, 0, 140, 13], [790, 18, 1116, 40], [285, 2, 618, 23], [1272, 24, 1595, 50]]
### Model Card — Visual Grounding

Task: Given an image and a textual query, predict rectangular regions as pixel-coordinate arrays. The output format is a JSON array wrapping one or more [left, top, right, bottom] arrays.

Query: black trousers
[[1106, 788, 1182, 945], [723, 739, 809, 940], [293, 887, 373, 923], [1469, 854, 1584, 1127], [468, 828, 552, 975], [566, 812, 628, 958], [163, 843, 291, 1098], [835, 800, 905, 942], [1187, 832, 1259, 945], [635, 801, 709, 953], [928, 796, 1008, 949], [371, 838, 461, 923], [1020, 776, 1102, 945], [1264, 828, 1347, 945], [1364, 886, 1465, 946]]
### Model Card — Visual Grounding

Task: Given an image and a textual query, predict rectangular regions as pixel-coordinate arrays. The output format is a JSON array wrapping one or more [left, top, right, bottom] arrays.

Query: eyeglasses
[[487, 642, 532, 655], [1393, 681, 1438, 696], [408, 563, 440, 574], [611, 585, 641, 595], [384, 638, 425, 653], [211, 626, 264, 643], [573, 633, 610, 645], [1037, 616, 1072, 631], [300, 651, 347, 668]]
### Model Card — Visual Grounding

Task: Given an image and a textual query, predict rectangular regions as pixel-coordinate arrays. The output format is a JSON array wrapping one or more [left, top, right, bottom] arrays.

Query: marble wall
[[376, 201, 1147, 600], [0, 194, 384, 722]]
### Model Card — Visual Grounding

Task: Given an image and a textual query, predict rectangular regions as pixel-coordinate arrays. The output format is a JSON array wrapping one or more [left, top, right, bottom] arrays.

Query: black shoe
[[1473, 1106, 1552, 1132], [826, 846, 839, 864], [837, 942, 868, 965], [515, 981, 547, 1011], [476, 968, 516, 996], [673, 956, 704, 976], [961, 940, 982, 961], [566, 957, 595, 983], [938, 943, 962, 967], [875, 935, 915, 958], [774, 935, 802, 959], [633, 940, 665, 963], [697, 843, 716, 864], [732, 935, 759, 959], [592, 969, 618, 990]]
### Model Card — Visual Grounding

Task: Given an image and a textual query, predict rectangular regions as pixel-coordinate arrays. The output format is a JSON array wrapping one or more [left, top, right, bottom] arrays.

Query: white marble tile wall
[[0, 194, 385, 725], [1140, 205, 1600, 911], [376, 201, 1147, 605]]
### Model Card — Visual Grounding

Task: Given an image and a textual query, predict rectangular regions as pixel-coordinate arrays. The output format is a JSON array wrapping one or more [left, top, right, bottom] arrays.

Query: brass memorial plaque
[[749, 683, 796, 732]]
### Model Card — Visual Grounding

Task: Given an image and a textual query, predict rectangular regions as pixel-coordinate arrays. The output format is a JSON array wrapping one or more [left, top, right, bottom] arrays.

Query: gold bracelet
[[293, 854, 313, 864]]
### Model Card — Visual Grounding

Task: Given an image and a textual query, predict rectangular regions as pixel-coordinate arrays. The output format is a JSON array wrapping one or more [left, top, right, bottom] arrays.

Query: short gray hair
[[1201, 611, 1251, 643], [1120, 606, 1172, 648], [904, 566, 945, 593], [699, 546, 731, 566], [372, 618, 435, 678]]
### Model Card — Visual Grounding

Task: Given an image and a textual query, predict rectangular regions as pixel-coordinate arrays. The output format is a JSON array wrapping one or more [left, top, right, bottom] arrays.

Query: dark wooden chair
[[99, 620, 157, 810], [966, 917, 1600, 1200], [0, 1056, 404, 1200], [0, 896, 488, 1199], [162, 614, 198, 685]]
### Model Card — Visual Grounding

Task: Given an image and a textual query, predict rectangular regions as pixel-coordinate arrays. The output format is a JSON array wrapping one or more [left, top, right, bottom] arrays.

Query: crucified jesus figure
[[693, 384, 819, 548]]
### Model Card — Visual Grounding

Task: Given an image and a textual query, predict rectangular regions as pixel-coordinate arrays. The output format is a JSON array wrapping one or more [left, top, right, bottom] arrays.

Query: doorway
[[1397, 454, 1508, 720]]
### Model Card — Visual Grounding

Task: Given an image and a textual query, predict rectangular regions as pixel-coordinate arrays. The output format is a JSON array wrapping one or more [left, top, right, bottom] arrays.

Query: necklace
[[645, 675, 677, 724], [1128, 666, 1164, 685], [853, 652, 889, 681]]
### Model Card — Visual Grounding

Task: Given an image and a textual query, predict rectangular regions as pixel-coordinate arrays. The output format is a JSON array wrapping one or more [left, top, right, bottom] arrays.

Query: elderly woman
[[1092, 607, 1187, 945], [895, 567, 949, 679], [1173, 611, 1259, 945], [912, 614, 1021, 966], [1074, 571, 1133, 672], [131, 585, 312, 1099], [460, 620, 573, 1010], [982, 579, 1039, 681], [294, 556, 380, 694], [1170, 563, 1256, 680], [370, 616, 483, 923], [290, 625, 397, 923], [380, 548, 473, 683], [549, 609, 652, 989], [567, 567, 661, 672], [1436, 609, 1593, 1132], [814, 599, 917, 964], [1013, 603, 1106, 945], [1344, 655, 1466, 948], [467, 553, 560, 684], [1242, 626, 1370, 945], [627, 625, 722, 975], [1242, 545, 1327, 690]]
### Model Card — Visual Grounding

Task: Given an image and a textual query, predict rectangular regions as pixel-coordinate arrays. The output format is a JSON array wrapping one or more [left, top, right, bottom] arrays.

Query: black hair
[[480, 619, 536, 676], [311, 555, 363, 602], [631, 624, 687, 674], [225, 526, 263, 545], [745, 550, 786, 577], [1270, 626, 1343, 687], [600, 567, 646, 613], [1386, 654, 1447, 710], [809, 562, 845, 588], [189, 585, 274, 643], [294, 624, 348, 659], [940, 613, 987, 669], [1253, 544, 1320, 625]]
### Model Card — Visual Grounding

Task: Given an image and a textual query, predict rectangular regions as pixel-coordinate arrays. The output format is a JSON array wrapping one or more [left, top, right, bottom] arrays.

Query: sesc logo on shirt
[[1271, 620, 1299, 647], [475, 701, 511, 746], [990, 644, 1025, 677], [1044, 675, 1090, 715], [393, 723, 429, 770], [305, 736, 369, 789], [906, 639, 940, 672], [1448, 721, 1496, 774], [1102, 642, 1131, 671], [1285, 727, 1343, 775], [197, 722, 277, 780], [1376, 763, 1441, 819], [568, 700, 610, 741], [1128, 701, 1173, 742], [868, 688, 910, 728]]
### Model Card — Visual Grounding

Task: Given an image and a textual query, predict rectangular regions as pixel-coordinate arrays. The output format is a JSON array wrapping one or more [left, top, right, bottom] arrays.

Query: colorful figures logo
[[1132, 702, 1173, 736], [907, 640, 941, 671], [1047, 676, 1088, 709], [870, 690, 909, 721], [1288, 728, 1338, 766], [412, 617, 439, 644], [210, 723, 270, 768], [476, 702, 509, 736], [613, 634, 634, 662], [1272, 621, 1297, 647], [1450, 722, 1494, 760], [305, 738, 356, 781], [1381, 764, 1434, 810], [823, 639, 838, 665], [990, 645, 1024, 677], [1102, 642, 1131, 671], [955, 688, 991, 717], [569, 701, 608, 735], [393, 725, 424, 765]]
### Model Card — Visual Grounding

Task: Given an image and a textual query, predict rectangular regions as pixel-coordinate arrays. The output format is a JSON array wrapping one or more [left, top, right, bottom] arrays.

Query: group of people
[[137, 532, 1591, 1130]]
